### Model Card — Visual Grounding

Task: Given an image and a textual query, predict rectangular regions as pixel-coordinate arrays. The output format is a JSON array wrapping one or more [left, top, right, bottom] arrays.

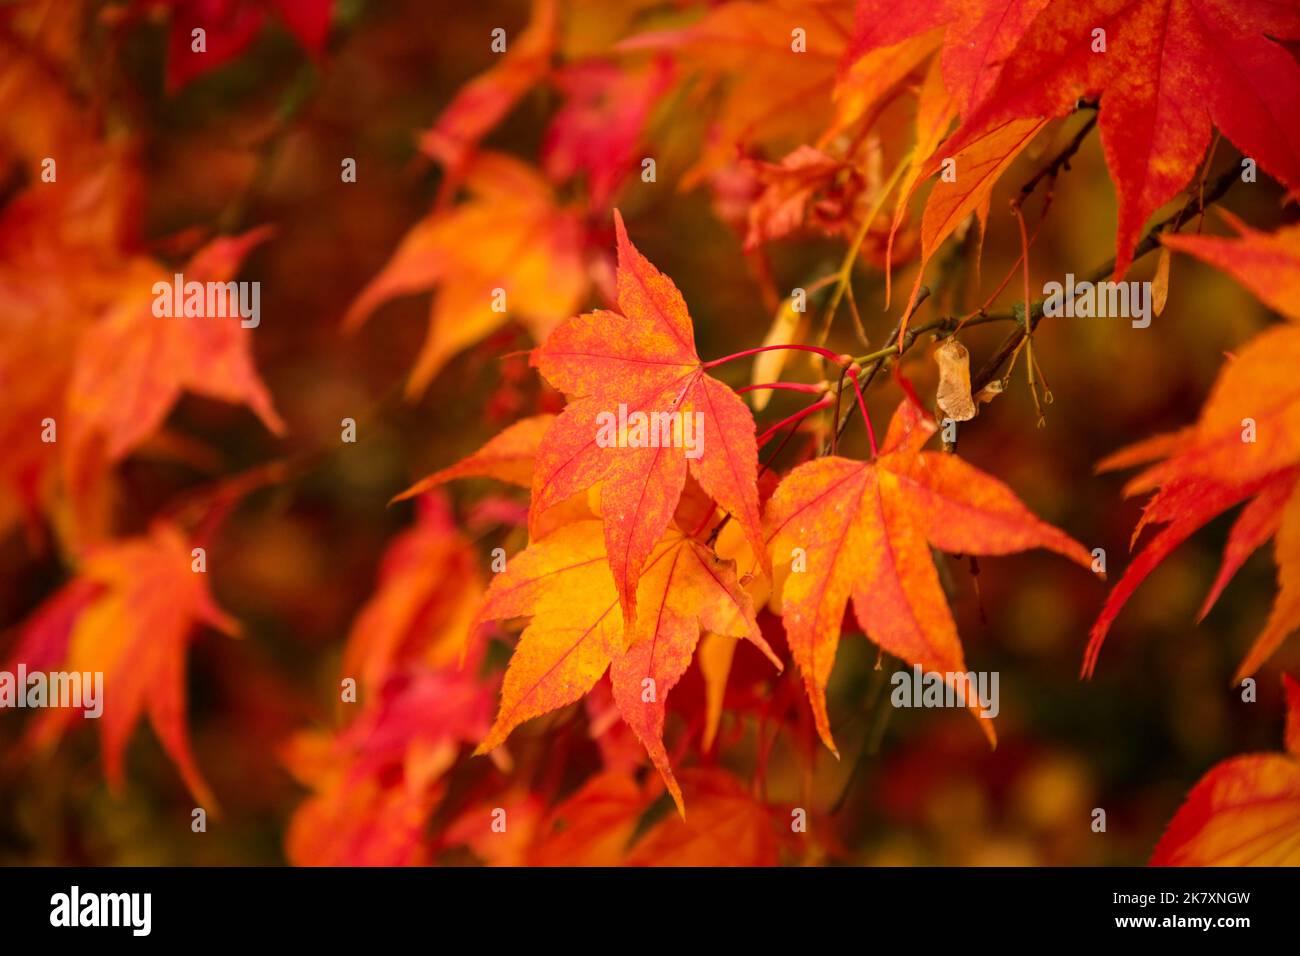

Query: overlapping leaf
[[472, 519, 778, 814], [840, 0, 1050, 120], [342, 493, 486, 693], [896, 116, 1047, 312], [931, 0, 1300, 280], [766, 399, 1092, 754], [1084, 459, 1300, 681], [67, 228, 286, 467], [530, 210, 768, 626]]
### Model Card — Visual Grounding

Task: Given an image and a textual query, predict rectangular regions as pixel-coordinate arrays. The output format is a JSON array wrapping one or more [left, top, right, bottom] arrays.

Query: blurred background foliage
[[0, 0, 1296, 865]]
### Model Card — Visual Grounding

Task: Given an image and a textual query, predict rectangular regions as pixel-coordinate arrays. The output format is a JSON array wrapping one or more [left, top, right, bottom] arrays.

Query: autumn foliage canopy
[[2, 0, 1300, 867]]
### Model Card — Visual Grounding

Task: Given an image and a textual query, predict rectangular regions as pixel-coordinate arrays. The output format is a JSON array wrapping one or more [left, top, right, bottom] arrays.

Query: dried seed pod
[[975, 379, 1004, 406], [935, 336, 976, 422]]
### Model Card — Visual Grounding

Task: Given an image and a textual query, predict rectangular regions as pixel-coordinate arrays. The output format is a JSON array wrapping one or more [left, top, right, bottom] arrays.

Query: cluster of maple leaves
[[3, 0, 1300, 865]]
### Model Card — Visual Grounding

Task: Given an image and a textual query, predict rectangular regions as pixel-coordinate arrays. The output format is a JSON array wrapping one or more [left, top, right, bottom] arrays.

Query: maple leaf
[[624, 768, 781, 865], [1087, 226, 1300, 680], [344, 152, 589, 395], [1150, 674, 1300, 865], [765, 398, 1092, 754], [531, 210, 768, 626], [883, 53, 956, 237], [284, 666, 492, 866], [843, 4, 1052, 313], [608, 531, 781, 813], [932, 0, 1300, 280], [472, 519, 779, 814], [842, 14, 1052, 315], [526, 771, 650, 866], [341, 493, 486, 694], [542, 56, 675, 209], [159, 0, 333, 92], [1085, 457, 1300, 681], [392, 414, 555, 503], [1119, 325, 1300, 494], [895, 116, 1047, 312], [7, 523, 238, 806], [287, 500, 494, 866], [840, 0, 1051, 122], [66, 227, 286, 468], [418, 0, 557, 182], [742, 144, 869, 250], [831, 29, 942, 140], [622, 0, 853, 187], [1162, 213, 1300, 323], [51, 227, 283, 541]]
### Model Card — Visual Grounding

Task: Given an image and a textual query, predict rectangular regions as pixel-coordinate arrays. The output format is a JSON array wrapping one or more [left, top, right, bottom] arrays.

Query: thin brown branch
[[970, 164, 1240, 393], [1015, 112, 1099, 206]]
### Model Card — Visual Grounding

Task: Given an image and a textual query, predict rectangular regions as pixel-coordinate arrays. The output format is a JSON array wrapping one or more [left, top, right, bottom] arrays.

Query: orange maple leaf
[[1118, 325, 1300, 495], [65, 228, 286, 518], [895, 115, 1047, 314], [624, 768, 782, 865], [342, 493, 486, 693], [766, 398, 1093, 754], [284, 666, 492, 867], [622, 0, 853, 188], [8, 523, 238, 807], [1085, 455, 1300, 682], [531, 210, 768, 626], [286, 497, 494, 866], [526, 771, 650, 866], [344, 152, 589, 395], [1162, 213, 1300, 324], [392, 414, 555, 503], [417, 0, 557, 185], [472, 519, 779, 815], [1086, 264, 1300, 679], [1150, 674, 1300, 865]]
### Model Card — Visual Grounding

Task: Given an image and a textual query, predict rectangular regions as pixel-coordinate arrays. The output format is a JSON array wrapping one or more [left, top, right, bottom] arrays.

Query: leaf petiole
[[756, 397, 834, 447], [702, 343, 844, 369], [736, 381, 827, 395]]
